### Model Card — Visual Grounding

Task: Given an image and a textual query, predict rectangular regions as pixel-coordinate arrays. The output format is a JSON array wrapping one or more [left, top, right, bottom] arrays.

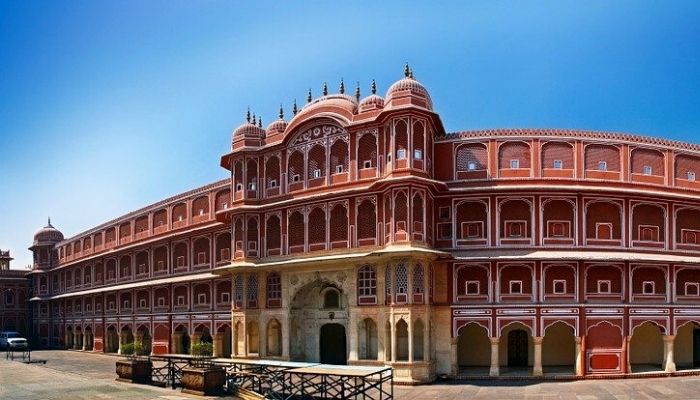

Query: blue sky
[[1, 1, 699, 268]]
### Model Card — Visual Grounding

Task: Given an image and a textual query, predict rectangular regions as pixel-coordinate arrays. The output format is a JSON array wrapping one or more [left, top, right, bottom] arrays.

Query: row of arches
[[59, 187, 230, 261], [453, 140, 696, 181], [440, 197, 700, 249], [46, 234, 231, 295]]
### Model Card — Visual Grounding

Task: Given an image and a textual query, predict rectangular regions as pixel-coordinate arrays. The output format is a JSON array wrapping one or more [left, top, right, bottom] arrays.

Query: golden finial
[[251, 112, 256, 125], [404, 62, 410, 78], [371, 79, 377, 95], [293, 99, 298, 115], [339, 78, 345, 94], [278, 104, 284, 119], [322, 81, 328, 96], [355, 82, 360, 101], [307, 89, 312, 103], [246, 107, 251, 123], [258, 116, 262, 128]]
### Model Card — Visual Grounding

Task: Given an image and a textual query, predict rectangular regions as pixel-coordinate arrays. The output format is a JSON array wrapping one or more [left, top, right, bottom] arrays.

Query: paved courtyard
[[3, 350, 700, 399]]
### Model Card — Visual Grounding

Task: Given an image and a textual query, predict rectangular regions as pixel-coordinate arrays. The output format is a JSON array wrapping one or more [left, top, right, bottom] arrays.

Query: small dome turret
[[385, 64, 433, 110], [359, 79, 385, 112], [32, 218, 64, 246], [266, 105, 288, 136]]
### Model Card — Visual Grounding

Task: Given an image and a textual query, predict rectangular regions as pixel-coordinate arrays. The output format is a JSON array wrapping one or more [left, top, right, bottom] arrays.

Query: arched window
[[357, 265, 377, 304], [358, 318, 378, 360], [323, 289, 340, 309], [413, 319, 425, 361], [267, 319, 282, 357], [395, 263, 408, 303], [329, 203, 348, 246], [413, 263, 425, 297], [247, 273, 258, 308], [308, 207, 326, 250], [266, 272, 281, 308], [233, 274, 243, 309], [356, 199, 377, 245], [266, 215, 281, 256]]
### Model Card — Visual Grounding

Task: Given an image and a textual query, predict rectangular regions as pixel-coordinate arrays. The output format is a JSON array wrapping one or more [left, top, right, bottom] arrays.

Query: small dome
[[232, 121, 266, 139], [288, 94, 358, 128], [33, 220, 64, 245], [359, 94, 384, 112], [385, 76, 433, 110], [266, 118, 288, 135]]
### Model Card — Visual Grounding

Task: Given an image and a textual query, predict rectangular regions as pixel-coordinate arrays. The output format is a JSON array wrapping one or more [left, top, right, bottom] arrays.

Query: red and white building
[[26, 66, 700, 383]]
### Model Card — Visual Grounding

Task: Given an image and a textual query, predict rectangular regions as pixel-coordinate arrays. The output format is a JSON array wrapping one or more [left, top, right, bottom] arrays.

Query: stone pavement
[[3, 350, 700, 399], [0, 350, 233, 399]]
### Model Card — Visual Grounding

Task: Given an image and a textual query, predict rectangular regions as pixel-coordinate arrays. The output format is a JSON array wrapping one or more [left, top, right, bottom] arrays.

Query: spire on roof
[[293, 99, 298, 115], [246, 107, 251, 123], [307, 89, 312, 103], [355, 82, 360, 101], [258, 116, 262, 128], [339, 78, 345, 94], [251, 112, 256, 125], [371, 79, 377, 95], [404, 62, 410, 78], [409, 67, 414, 79], [278, 104, 284, 120], [322, 81, 328, 96], [47, 217, 52, 227]]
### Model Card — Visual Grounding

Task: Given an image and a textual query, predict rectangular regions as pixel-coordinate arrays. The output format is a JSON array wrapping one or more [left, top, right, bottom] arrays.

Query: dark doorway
[[320, 323, 347, 365], [508, 329, 529, 367], [693, 330, 700, 367]]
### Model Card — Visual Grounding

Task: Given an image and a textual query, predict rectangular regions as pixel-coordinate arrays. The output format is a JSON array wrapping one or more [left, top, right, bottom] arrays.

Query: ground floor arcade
[[452, 309, 700, 377]]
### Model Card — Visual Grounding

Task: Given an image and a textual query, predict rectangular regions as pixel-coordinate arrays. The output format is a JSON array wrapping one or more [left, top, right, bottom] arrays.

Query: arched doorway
[[508, 330, 528, 367], [173, 325, 190, 355], [290, 279, 348, 362], [266, 320, 282, 357], [320, 323, 347, 365], [500, 322, 533, 373], [457, 323, 490, 375], [216, 325, 232, 358], [105, 326, 119, 353], [65, 326, 74, 349], [542, 322, 575, 375], [675, 322, 700, 370], [136, 325, 152, 354], [629, 322, 664, 373], [84, 327, 93, 351]]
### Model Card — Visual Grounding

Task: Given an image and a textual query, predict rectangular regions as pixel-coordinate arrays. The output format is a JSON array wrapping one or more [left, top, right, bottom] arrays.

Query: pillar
[[575, 336, 583, 376], [489, 337, 500, 377], [664, 335, 676, 373], [450, 337, 458, 376], [533, 336, 543, 377], [625, 335, 632, 373], [171, 332, 182, 354], [213, 333, 224, 358], [81, 333, 87, 350], [391, 320, 397, 363], [348, 316, 358, 362], [408, 318, 414, 363]]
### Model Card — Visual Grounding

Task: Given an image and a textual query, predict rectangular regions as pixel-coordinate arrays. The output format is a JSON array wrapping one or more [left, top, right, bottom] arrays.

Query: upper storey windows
[[541, 141, 574, 178], [456, 143, 488, 179], [498, 141, 531, 178], [585, 144, 621, 180], [630, 147, 665, 184]]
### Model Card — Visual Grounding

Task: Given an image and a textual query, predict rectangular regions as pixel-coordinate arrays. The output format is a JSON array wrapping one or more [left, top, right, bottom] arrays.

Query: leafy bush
[[190, 341, 213, 357], [121, 342, 135, 356]]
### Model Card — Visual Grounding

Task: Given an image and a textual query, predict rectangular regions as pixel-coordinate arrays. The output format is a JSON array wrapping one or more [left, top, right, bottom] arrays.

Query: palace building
[[0, 249, 30, 335], [25, 66, 700, 383]]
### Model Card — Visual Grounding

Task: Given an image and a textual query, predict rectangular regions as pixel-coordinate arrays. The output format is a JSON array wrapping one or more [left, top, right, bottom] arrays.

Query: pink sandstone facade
[[24, 67, 700, 383]]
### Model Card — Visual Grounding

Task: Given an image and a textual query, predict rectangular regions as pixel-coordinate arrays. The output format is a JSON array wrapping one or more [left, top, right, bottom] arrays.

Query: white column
[[575, 336, 583, 376], [533, 336, 543, 377], [348, 316, 358, 361], [408, 318, 414, 363], [664, 335, 676, 373], [391, 320, 397, 363], [489, 337, 500, 376]]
